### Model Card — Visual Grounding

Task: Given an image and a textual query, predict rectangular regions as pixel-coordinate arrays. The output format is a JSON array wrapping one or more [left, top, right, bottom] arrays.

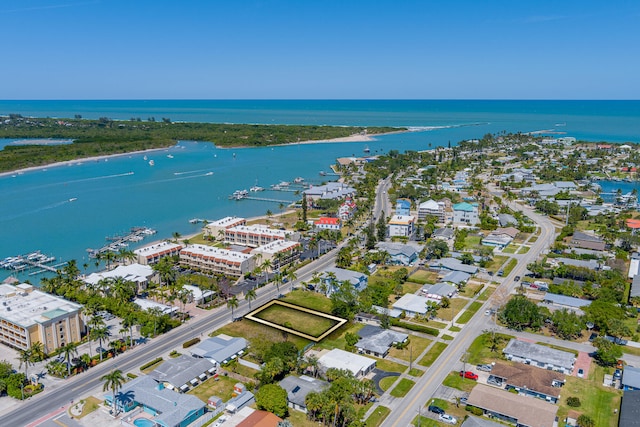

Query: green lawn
[[75, 396, 102, 419], [390, 378, 415, 397], [517, 246, 530, 254], [477, 286, 495, 301], [216, 318, 311, 351], [253, 303, 339, 337], [408, 368, 424, 377], [438, 298, 468, 321], [419, 342, 448, 367], [388, 336, 432, 362], [557, 373, 622, 427], [365, 406, 391, 427], [442, 371, 477, 392], [502, 258, 518, 276], [441, 334, 454, 341], [502, 245, 517, 254], [462, 282, 484, 297], [282, 289, 332, 312], [408, 270, 439, 284], [375, 357, 408, 373], [402, 282, 424, 294], [449, 326, 461, 332], [466, 332, 513, 364], [464, 235, 482, 249], [188, 375, 238, 403], [456, 301, 482, 324], [315, 322, 364, 351], [379, 376, 397, 392], [485, 255, 508, 272]]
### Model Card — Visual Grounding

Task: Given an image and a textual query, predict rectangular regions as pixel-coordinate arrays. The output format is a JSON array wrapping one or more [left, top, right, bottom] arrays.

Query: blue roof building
[[395, 198, 412, 216]]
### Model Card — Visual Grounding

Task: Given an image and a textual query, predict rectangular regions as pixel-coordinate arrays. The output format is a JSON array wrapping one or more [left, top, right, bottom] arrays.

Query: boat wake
[[146, 172, 215, 185], [0, 198, 78, 221], [407, 122, 489, 132], [174, 169, 213, 176]]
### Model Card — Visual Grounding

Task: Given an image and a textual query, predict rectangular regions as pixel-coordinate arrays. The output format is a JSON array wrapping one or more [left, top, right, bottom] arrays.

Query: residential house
[[418, 199, 446, 222], [236, 410, 282, 427], [84, 263, 155, 293], [355, 325, 408, 358], [453, 202, 479, 226], [419, 282, 456, 301], [279, 375, 330, 413], [503, 339, 575, 374], [553, 257, 600, 271], [488, 362, 565, 403], [429, 257, 478, 275], [482, 227, 519, 249], [441, 271, 471, 287], [629, 252, 640, 279], [622, 366, 640, 391], [0, 283, 83, 353], [466, 385, 558, 427], [619, 390, 640, 427], [460, 416, 505, 427], [150, 354, 216, 392], [305, 182, 356, 201], [631, 274, 640, 300], [182, 284, 215, 304], [133, 298, 178, 316], [190, 335, 248, 366], [388, 215, 415, 237], [354, 312, 381, 326], [432, 228, 454, 241], [319, 267, 368, 295], [540, 293, 591, 314], [317, 348, 376, 378], [134, 241, 183, 265], [338, 197, 357, 221], [314, 217, 341, 230], [392, 293, 437, 317], [107, 375, 207, 426], [395, 198, 412, 216], [497, 213, 518, 227], [375, 242, 419, 266], [569, 231, 606, 251]]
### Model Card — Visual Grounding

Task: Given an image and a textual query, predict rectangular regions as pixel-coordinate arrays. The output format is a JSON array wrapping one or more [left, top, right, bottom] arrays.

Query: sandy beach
[[0, 130, 407, 178]]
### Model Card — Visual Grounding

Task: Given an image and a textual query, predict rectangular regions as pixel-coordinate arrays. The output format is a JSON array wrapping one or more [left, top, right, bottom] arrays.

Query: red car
[[460, 370, 479, 380]]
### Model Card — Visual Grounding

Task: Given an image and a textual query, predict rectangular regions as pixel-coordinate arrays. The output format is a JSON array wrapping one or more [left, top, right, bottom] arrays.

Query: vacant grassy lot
[[365, 405, 391, 427], [464, 235, 482, 249], [388, 336, 432, 362], [456, 301, 482, 324], [442, 371, 477, 392], [503, 258, 518, 276], [466, 332, 513, 364], [408, 270, 439, 284], [402, 281, 424, 294], [390, 378, 415, 397], [502, 245, 517, 254], [419, 342, 448, 367], [282, 289, 332, 312], [188, 375, 238, 403], [485, 255, 508, 272], [315, 321, 364, 351], [462, 282, 484, 297], [76, 396, 102, 418], [216, 318, 311, 351], [557, 372, 622, 427], [438, 297, 468, 321], [253, 304, 339, 338], [477, 286, 496, 301]]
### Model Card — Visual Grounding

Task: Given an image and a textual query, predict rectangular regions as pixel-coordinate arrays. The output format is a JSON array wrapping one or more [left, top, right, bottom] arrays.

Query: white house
[[388, 215, 415, 237], [453, 202, 479, 226], [318, 349, 376, 378], [418, 199, 446, 222]]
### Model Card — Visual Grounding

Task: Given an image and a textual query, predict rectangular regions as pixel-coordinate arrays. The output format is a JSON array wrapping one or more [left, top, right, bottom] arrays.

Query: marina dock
[[0, 251, 66, 276], [87, 226, 156, 258]]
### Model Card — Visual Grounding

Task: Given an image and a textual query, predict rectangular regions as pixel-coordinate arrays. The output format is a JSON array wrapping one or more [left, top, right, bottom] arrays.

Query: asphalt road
[[381, 198, 558, 427], [2, 176, 393, 427]]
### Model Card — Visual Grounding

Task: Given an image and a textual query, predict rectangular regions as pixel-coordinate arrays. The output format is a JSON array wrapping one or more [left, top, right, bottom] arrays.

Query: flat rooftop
[[0, 283, 82, 328], [181, 244, 253, 262]]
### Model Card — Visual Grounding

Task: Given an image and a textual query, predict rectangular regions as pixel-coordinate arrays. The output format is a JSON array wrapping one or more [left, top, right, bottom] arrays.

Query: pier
[[87, 227, 156, 258], [0, 251, 66, 275], [234, 195, 293, 203]]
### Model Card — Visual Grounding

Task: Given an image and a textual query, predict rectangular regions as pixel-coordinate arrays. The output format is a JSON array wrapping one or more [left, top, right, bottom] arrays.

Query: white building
[[225, 225, 296, 248], [318, 348, 376, 378], [418, 199, 446, 222], [179, 244, 256, 277], [84, 263, 155, 293], [203, 216, 247, 239], [452, 202, 479, 226], [388, 215, 415, 237], [134, 241, 183, 265], [250, 240, 301, 269]]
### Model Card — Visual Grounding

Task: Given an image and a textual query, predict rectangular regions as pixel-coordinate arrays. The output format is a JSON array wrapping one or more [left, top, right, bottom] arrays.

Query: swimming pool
[[134, 419, 156, 427]]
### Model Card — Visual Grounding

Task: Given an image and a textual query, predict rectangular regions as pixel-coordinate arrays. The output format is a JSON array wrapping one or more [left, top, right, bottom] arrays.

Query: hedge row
[[140, 357, 163, 371], [390, 319, 439, 336], [183, 337, 201, 348]]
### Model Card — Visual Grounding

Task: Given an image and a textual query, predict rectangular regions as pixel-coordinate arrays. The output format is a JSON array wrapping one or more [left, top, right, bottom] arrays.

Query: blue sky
[[1, 0, 639, 99]]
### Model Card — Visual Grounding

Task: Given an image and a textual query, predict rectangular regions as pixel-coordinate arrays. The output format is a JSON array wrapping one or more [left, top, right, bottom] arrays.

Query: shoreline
[[0, 129, 408, 177]]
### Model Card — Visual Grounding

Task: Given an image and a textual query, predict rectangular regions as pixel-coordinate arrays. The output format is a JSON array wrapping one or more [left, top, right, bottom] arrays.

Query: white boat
[[205, 172, 214, 176], [294, 177, 304, 183], [167, 154, 174, 159], [250, 186, 264, 192], [278, 181, 290, 187], [149, 160, 155, 166], [364, 146, 370, 153], [69, 198, 77, 202], [143, 155, 148, 161]]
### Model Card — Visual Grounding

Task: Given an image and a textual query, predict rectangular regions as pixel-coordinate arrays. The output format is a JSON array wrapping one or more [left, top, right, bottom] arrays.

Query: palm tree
[[59, 342, 78, 377], [286, 269, 297, 291], [121, 313, 137, 349], [117, 248, 136, 266], [18, 349, 33, 380], [172, 231, 182, 243], [101, 369, 125, 415], [91, 326, 110, 361], [227, 296, 239, 321], [244, 288, 257, 311], [30, 341, 46, 362]]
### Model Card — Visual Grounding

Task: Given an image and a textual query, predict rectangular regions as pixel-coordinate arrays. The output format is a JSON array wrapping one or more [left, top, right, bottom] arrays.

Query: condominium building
[[453, 202, 479, 226], [0, 283, 83, 353], [418, 199, 446, 222], [203, 216, 247, 240], [134, 241, 183, 265], [225, 225, 297, 248], [250, 240, 301, 269], [179, 244, 256, 277], [388, 215, 416, 237]]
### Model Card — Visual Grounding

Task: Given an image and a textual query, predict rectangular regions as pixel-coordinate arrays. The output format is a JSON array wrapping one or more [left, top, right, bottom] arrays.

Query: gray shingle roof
[[423, 282, 456, 297], [355, 325, 408, 355], [622, 366, 640, 389], [279, 375, 329, 408], [542, 293, 592, 308], [375, 242, 418, 258], [555, 257, 599, 270], [190, 335, 247, 364], [429, 257, 478, 274], [620, 390, 640, 427], [461, 415, 505, 427], [503, 339, 575, 371], [442, 271, 471, 284], [150, 355, 215, 389]]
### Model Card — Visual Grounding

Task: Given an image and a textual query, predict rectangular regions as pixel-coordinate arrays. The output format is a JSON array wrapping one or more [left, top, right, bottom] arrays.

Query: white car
[[439, 414, 457, 424]]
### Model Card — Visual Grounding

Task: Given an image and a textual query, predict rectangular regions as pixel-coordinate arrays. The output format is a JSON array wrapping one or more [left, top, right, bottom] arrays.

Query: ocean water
[[1, 100, 639, 282]]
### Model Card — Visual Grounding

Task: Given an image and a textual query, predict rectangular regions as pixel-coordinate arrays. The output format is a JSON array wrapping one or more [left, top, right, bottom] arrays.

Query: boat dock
[[87, 227, 156, 258], [241, 196, 293, 203], [0, 251, 66, 275]]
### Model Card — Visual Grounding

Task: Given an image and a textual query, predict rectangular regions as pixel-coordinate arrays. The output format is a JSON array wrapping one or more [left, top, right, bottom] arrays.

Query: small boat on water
[[250, 185, 264, 192], [364, 146, 370, 153], [167, 154, 174, 159], [69, 198, 77, 202], [294, 177, 304, 184], [319, 171, 326, 176], [278, 181, 290, 187], [143, 155, 148, 161], [229, 189, 248, 200], [149, 160, 155, 166]]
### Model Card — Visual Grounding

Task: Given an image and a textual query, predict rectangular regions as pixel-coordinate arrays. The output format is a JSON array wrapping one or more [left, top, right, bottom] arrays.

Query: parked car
[[460, 370, 479, 380], [497, 269, 504, 277], [577, 368, 584, 378], [484, 310, 490, 316], [477, 364, 493, 372], [428, 405, 445, 415], [617, 359, 625, 369], [614, 369, 622, 379], [487, 377, 503, 386], [439, 414, 457, 425], [514, 275, 521, 281]]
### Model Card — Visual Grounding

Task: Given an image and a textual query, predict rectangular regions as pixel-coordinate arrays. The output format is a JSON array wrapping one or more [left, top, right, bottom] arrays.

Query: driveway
[[573, 351, 592, 378], [371, 368, 400, 395]]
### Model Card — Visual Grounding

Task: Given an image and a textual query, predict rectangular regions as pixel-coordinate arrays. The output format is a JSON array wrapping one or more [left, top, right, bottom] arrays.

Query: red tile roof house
[[314, 217, 341, 230]]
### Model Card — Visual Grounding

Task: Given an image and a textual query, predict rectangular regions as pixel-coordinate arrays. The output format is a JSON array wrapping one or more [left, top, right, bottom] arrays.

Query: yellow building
[[0, 283, 83, 353]]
